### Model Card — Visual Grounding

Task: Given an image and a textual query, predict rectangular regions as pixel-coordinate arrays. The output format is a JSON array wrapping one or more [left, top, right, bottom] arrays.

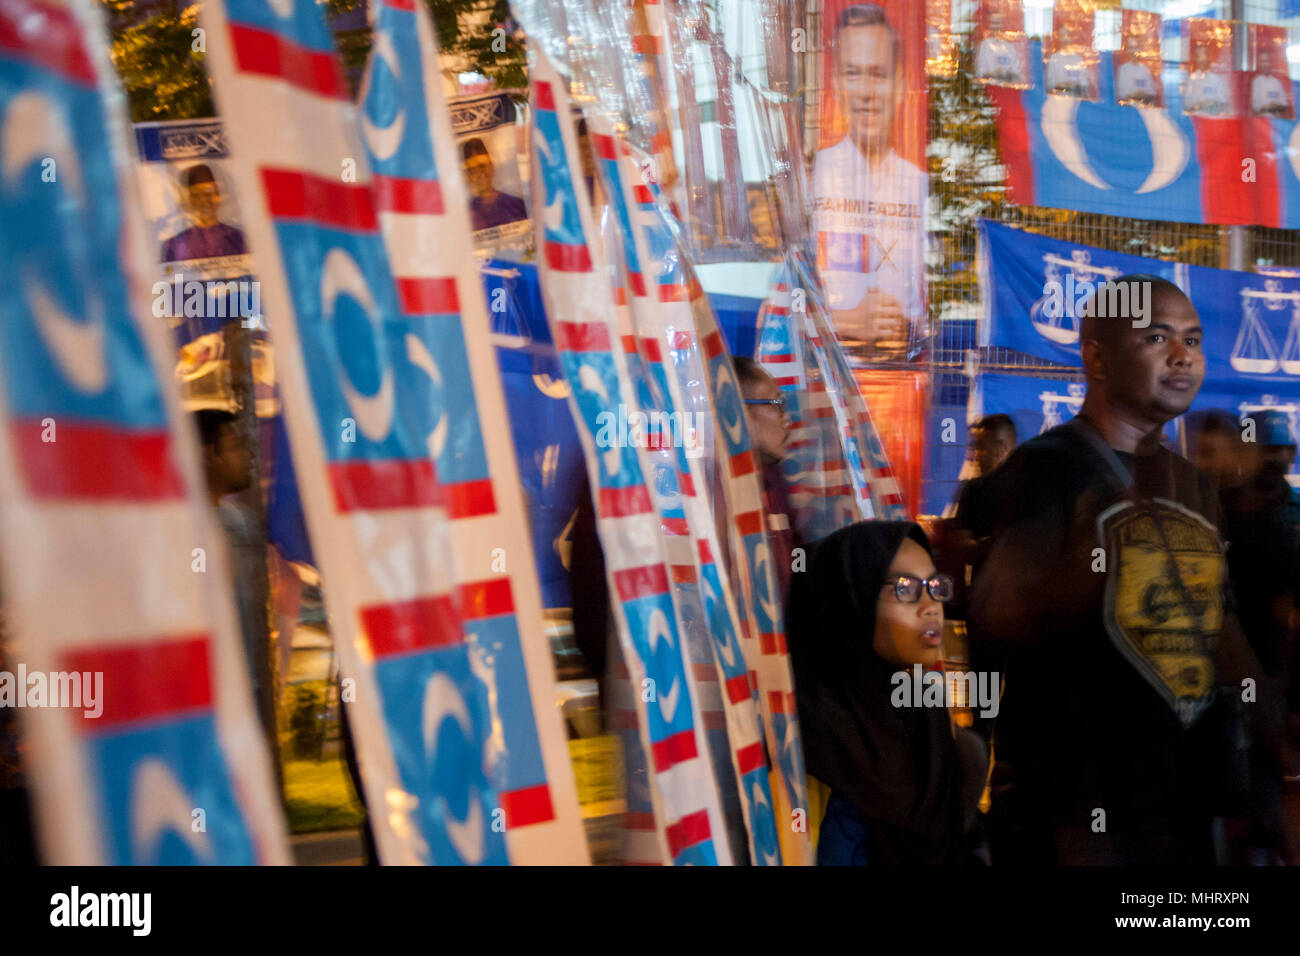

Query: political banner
[[1249, 24, 1292, 121], [813, 0, 929, 362], [448, 91, 531, 249], [134, 118, 263, 412], [201, 0, 511, 865], [357, 0, 587, 863], [976, 372, 1300, 484], [589, 118, 782, 865], [989, 42, 1300, 229], [1182, 18, 1234, 118], [527, 47, 731, 865], [973, 0, 1031, 89], [1044, 0, 1098, 101], [979, 218, 1300, 397], [0, 0, 287, 864], [1115, 10, 1163, 108]]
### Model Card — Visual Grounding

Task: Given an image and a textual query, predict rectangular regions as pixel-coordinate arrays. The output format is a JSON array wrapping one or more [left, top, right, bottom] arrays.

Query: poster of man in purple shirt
[[160, 163, 248, 263]]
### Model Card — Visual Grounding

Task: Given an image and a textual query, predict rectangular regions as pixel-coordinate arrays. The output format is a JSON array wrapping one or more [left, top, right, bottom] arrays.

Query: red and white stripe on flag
[[0, 0, 288, 864], [528, 50, 732, 866], [588, 121, 786, 865], [357, 0, 587, 864], [200, 0, 513, 864]]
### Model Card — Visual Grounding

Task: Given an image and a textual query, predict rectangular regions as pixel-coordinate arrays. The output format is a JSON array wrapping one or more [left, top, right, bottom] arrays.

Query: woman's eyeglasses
[[881, 574, 954, 603], [743, 397, 787, 411]]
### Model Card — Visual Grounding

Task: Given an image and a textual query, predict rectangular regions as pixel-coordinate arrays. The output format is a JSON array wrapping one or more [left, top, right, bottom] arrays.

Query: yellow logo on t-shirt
[[1098, 497, 1223, 726]]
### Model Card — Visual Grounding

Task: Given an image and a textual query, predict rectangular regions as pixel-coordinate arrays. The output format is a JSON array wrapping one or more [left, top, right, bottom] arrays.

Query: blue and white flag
[[200, 0, 512, 864], [357, 0, 587, 863], [0, 0, 288, 864]]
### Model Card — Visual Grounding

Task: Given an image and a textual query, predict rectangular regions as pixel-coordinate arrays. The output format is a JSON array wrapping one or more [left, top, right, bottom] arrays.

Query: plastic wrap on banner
[[200, 0, 509, 865], [0, 0, 288, 864], [589, 119, 783, 865], [527, 50, 731, 866], [358, 0, 587, 865], [755, 267, 859, 541], [756, 255, 908, 525]]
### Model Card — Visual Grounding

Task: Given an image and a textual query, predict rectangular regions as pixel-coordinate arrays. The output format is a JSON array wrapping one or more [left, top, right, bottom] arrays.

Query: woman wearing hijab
[[788, 521, 988, 865]]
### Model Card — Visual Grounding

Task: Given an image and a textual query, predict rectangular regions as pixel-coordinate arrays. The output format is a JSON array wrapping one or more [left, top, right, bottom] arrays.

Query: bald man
[[969, 276, 1288, 865]]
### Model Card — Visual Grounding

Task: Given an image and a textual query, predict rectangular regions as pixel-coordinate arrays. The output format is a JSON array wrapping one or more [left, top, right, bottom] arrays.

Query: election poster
[[1249, 24, 1292, 120], [449, 91, 532, 252], [1115, 9, 1163, 108], [973, 0, 1031, 89], [813, 0, 929, 364], [1044, 0, 1098, 101], [1183, 18, 1235, 118]]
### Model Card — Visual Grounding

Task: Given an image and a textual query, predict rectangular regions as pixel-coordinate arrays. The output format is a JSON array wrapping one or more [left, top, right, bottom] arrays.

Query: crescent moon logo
[[713, 373, 744, 449], [750, 779, 780, 866], [646, 607, 681, 725], [3, 92, 107, 393], [359, 32, 407, 162], [130, 759, 213, 863], [422, 671, 486, 865], [1134, 106, 1190, 194], [404, 333, 447, 462], [753, 540, 778, 627], [702, 573, 738, 669], [1288, 122, 1300, 183], [264, 0, 296, 19], [321, 247, 393, 443], [1041, 94, 1110, 191], [576, 362, 620, 477]]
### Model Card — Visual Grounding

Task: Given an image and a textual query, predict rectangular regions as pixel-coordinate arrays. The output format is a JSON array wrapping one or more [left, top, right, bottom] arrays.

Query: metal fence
[[912, 1, 1300, 509]]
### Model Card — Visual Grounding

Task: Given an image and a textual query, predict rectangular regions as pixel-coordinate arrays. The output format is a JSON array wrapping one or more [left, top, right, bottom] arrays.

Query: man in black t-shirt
[[969, 275, 1287, 865]]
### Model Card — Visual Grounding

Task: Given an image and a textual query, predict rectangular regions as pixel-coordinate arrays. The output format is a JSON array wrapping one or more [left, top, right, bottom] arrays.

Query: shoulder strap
[[1064, 415, 1133, 491]]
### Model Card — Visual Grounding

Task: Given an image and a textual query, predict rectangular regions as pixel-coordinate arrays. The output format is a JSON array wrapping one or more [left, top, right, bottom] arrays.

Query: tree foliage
[[102, 0, 213, 121]]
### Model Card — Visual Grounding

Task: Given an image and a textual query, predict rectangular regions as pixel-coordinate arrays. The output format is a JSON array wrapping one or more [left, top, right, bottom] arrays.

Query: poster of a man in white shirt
[[1183, 32, 1232, 117], [812, 3, 928, 362], [974, 3, 1029, 88], [1251, 45, 1291, 118], [1043, 2, 1097, 100], [1114, 12, 1163, 107]]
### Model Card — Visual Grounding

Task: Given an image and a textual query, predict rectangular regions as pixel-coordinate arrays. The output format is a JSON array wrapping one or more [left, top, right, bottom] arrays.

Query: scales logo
[[1230, 280, 1300, 375], [1029, 250, 1123, 345], [1039, 382, 1086, 432]]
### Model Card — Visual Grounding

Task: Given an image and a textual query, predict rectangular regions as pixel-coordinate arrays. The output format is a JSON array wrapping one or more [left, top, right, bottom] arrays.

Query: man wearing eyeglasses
[[735, 357, 799, 603], [969, 276, 1292, 865]]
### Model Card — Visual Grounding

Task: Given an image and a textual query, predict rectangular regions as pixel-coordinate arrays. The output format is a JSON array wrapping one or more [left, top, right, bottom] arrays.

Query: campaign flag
[[528, 48, 731, 865], [356, 0, 587, 863], [200, 0, 509, 864], [989, 41, 1300, 229], [0, 0, 288, 864], [980, 218, 1300, 398], [589, 119, 783, 865]]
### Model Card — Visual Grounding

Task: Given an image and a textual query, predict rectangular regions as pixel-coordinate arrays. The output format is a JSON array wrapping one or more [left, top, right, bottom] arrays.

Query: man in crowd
[[735, 356, 799, 603], [195, 410, 264, 712], [955, 413, 1018, 543], [969, 275, 1289, 864], [812, 4, 928, 362]]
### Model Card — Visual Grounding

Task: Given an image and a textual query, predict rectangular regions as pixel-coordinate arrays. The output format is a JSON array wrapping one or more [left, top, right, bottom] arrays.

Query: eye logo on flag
[[0, 0, 287, 865], [355, 0, 587, 861]]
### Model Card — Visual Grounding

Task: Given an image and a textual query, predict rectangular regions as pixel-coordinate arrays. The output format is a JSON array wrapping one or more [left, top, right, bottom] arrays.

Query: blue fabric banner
[[981, 219, 1300, 397]]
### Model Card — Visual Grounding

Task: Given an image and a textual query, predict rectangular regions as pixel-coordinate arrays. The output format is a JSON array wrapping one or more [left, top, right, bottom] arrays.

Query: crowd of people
[[741, 275, 1300, 865]]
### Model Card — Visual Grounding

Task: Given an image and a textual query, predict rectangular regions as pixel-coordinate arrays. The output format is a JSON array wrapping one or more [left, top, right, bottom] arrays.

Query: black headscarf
[[788, 521, 973, 865]]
